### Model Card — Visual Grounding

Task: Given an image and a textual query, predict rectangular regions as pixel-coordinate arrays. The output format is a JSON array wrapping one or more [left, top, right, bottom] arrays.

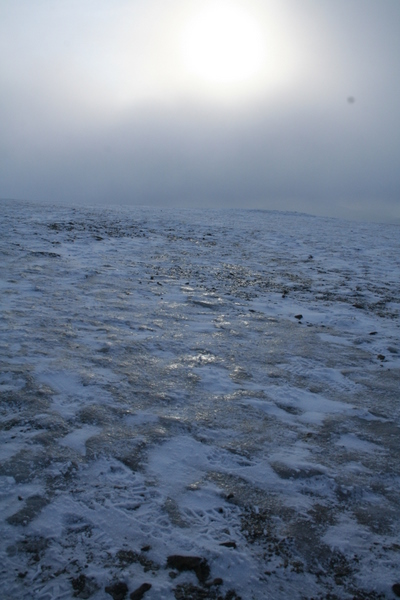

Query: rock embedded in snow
[[71, 573, 99, 599], [219, 541, 237, 548], [129, 582, 152, 600], [105, 580, 129, 600], [166, 555, 210, 583], [392, 583, 400, 597]]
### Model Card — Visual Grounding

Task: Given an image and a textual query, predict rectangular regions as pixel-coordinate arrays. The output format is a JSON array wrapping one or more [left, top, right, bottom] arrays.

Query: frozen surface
[[0, 199, 400, 599]]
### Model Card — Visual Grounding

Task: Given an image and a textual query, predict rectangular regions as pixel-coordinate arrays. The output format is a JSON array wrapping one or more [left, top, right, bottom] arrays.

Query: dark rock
[[205, 578, 223, 587], [272, 462, 324, 480], [6, 494, 49, 526], [130, 583, 152, 600], [72, 574, 87, 595], [377, 354, 385, 361], [219, 541, 237, 548], [393, 584, 400, 597], [369, 331, 378, 335], [167, 555, 210, 583], [174, 583, 241, 600], [224, 591, 242, 600], [173, 583, 209, 600], [7, 535, 49, 563], [105, 581, 129, 600], [294, 314, 303, 320], [71, 574, 99, 599], [353, 303, 364, 309], [30, 251, 61, 258], [116, 550, 137, 566], [116, 549, 159, 573], [141, 545, 151, 552]]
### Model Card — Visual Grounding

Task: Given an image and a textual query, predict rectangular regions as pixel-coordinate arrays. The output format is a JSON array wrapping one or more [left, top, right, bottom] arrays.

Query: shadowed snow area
[[0, 200, 400, 599]]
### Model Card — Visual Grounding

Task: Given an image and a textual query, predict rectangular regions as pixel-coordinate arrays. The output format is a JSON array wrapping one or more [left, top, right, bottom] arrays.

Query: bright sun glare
[[180, 2, 266, 87]]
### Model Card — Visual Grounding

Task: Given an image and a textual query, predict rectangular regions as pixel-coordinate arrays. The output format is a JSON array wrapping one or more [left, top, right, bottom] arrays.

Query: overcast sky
[[1, 0, 399, 221]]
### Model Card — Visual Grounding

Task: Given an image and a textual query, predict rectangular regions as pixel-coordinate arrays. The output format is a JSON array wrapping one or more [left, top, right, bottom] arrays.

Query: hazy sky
[[1, 0, 399, 221]]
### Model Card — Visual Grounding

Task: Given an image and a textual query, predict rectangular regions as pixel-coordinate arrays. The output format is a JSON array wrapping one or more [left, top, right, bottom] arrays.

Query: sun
[[180, 2, 266, 87]]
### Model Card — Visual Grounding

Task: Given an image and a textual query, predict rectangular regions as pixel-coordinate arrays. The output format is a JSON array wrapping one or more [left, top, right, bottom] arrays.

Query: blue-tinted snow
[[0, 200, 399, 599]]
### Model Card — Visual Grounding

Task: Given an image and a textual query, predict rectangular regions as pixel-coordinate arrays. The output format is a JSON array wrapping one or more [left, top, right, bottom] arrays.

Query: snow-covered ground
[[1, 199, 399, 600]]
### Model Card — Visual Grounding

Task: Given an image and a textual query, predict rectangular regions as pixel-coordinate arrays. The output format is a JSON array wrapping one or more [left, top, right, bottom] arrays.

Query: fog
[[1, 0, 399, 221]]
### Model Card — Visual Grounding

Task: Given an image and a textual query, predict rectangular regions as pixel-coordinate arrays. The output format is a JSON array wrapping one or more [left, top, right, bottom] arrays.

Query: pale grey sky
[[1, 0, 399, 221]]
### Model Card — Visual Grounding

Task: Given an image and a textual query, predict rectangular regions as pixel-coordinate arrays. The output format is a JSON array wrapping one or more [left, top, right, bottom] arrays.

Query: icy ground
[[1, 200, 400, 600]]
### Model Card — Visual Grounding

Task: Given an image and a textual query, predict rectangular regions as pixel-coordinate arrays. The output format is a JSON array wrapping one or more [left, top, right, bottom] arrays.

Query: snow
[[0, 199, 400, 599]]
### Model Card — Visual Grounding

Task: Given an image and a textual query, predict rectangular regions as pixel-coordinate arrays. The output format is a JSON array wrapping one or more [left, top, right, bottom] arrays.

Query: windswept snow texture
[[1, 200, 400, 600]]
